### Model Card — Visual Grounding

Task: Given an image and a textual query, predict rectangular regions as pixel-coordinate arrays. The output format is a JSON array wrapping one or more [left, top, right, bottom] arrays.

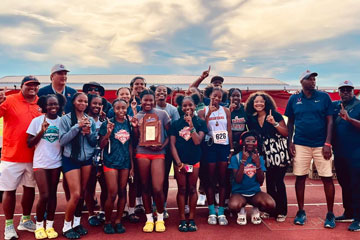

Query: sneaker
[[88, 215, 101, 226], [97, 212, 106, 223], [276, 215, 287, 223], [218, 215, 228, 226], [324, 212, 336, 229], [348, 221, 360, 231], [335, 214, 354, 223], [197, 194, 206, 206], [103, 223, 115, 234], [251, 211, 261, 225], [5, 225, 18, 240], [261, 212, 270, 219], [237, 213, 247, 225], [207, 215, 217, 225], [163, 209, 169, 219], [294, 210, 306, 225], [185, 205, 190, 215], [114, 223, 126, 234], [17, 219, 36, 232], [135, 204, 145, 214]]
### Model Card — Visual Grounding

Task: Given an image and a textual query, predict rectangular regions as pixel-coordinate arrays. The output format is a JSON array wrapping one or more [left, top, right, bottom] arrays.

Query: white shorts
[[293, 145, 333, 177], [0, 161, 36, 191]]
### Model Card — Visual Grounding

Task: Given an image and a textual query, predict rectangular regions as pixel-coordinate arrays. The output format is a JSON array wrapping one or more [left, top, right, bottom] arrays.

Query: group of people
[[0, 65, 359, 240]]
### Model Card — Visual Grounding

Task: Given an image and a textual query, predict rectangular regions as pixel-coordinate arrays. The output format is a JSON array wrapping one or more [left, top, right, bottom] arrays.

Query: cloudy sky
[[1, 0, 360, 86]]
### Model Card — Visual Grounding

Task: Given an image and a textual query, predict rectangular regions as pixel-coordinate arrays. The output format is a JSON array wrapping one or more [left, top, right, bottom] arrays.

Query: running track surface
[[0, 176, 357, 240]]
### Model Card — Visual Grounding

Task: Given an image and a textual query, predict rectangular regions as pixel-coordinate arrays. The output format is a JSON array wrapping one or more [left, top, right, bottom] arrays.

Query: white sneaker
[[185, 205, 190, 214], [17, 219, 36, 232], [276, 215, 287, 222], [197, 194, 206, 206], [251, 211, 261, 225], [237, 212, 247, 225], [5, 225, 18, 240]]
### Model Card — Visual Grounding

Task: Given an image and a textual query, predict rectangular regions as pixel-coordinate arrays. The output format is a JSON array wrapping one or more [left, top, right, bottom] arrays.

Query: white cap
[[51, 64, 70, 75], [299, 70, 318, 81], [338, 80, 354, 89]]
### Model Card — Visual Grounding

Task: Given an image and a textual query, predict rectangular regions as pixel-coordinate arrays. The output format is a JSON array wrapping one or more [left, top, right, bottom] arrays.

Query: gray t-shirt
[[156, 103, 180, 123], [135, 108, 171, 155]]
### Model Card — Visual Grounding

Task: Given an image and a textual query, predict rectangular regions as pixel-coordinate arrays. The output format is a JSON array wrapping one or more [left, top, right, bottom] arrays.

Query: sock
[[240, 207, 246, 215], [146, 213, 154, 223], [46, 220, 54, 230], [218, 207, 225, 216], [21, 215, 31, 222], [128, 207, 135, 215], [157, 212, 164, 222], [63, 220, 72, 233], [164, 202, 167, 208], [208, 204, 216, 215], [5, 219, 13, 227], [36, 221, 43, 230], [136, 197, 142, 206], [73, 216, 81, 228]]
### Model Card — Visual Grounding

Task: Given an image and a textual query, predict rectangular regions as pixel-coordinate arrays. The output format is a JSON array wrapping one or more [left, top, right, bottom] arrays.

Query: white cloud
[[0, 23, 41, 46]]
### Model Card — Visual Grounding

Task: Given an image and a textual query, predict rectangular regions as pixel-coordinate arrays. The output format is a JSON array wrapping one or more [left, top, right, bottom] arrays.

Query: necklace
[[215, 107, 220, 126]]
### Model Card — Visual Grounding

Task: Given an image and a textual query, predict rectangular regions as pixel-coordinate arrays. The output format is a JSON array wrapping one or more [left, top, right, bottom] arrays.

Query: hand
[[78, 116, 88, 128], [130, 117, 139, 127], [131, 98, 137, 110], [322, 144, 332, 160], [208, 98, 217, 114], [266, 109, 276, 125], [129, 167, 134, 179], [184, 110, 193, 127], [289, 142, 296, 158], [252, 149, 260, 166], [177, 163, 187, 173], [200, 66, 211, 80], [106, 120, 115, 134], [242, 146, 250, 160], [227, 152, 233, 164], [229, 97, 237, 112], [339, 103, 350, 121], [99, 107, 107, 122], [41, 115, 50, 132], [0, 86, 7, 104]]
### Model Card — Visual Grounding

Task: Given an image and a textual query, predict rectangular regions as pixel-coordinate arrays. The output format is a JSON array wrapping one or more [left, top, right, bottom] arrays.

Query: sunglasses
[[339, 87, 353, 93], [88, 87, 99, 92]]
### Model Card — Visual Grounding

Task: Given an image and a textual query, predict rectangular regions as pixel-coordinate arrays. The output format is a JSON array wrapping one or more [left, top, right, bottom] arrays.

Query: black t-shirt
[[170, 116, 208, 165]]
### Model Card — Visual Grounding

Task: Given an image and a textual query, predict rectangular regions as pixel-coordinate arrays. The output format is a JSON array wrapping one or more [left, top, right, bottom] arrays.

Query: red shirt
[[0, 92, 41, 163]]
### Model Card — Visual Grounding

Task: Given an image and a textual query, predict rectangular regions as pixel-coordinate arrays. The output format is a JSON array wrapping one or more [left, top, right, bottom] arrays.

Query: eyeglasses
[[339, 87, 353, 93], [89, 87, 99, 92]]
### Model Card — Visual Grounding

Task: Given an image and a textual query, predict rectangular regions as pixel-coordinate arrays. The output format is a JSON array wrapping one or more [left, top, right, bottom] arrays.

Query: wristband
[[230, 148, 235, 153], [190, 128, 196, 133], [256, 166, 261, 170], [324, 143, 332, 147], [273, 122, 279, 127]]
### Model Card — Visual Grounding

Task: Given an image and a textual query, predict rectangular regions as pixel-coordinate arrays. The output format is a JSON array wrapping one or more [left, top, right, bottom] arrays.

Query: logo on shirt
[[296, 98, 302, 105], [115, 129, 130, 144], [244, 163, 257, 178], [232, 116, 245, 131], [42, 126, 59, 143], [315, 100, 320, 103], [179, 126, 191, 141]]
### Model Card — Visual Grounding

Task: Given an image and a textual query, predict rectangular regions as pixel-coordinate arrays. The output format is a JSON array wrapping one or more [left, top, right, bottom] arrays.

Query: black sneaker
[[103, 223, 115, 234], [73, 225, 88, 236], [115, 223, 126, 234], [335, 214, 354, 223], [88, 215, 101, 226], [63, 228, 80, 239]]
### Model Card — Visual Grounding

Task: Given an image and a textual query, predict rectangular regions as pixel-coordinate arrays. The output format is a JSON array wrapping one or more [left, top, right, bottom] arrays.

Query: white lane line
[[0, 203, 344, 217]]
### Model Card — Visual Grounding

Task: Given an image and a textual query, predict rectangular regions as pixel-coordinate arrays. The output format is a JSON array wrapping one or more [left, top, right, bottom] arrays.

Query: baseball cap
[[210, 76, 224, 83], [51, 64, 70, 75], [21, 75, 40, 86], [338, 80, 354, 89], [300, 70, 318, 81]]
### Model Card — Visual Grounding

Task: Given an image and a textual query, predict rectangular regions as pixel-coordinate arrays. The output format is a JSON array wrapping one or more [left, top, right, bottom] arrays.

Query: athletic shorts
[[293, 145, 333, 177], [205, 143, 230, 163], [0, 161, 35, 191], [135, 153, 165, 160], [62, 156, 92, 174]]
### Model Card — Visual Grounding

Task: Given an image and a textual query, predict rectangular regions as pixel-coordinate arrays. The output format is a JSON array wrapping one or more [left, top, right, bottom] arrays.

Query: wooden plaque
[[139, 113, 162, 147]]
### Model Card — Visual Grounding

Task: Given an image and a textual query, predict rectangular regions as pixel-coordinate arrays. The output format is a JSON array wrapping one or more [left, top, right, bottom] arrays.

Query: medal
[[216, 121, 219, 126]]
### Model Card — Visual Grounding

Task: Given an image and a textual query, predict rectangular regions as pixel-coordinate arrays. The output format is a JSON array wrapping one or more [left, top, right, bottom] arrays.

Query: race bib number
[[212, 130, 228, 144]]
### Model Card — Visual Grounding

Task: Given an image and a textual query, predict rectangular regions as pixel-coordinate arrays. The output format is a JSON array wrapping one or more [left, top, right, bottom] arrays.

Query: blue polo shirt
[[285, 90, 333, 147], [38, 84, 77, 115], [332, 98, 360, 166]]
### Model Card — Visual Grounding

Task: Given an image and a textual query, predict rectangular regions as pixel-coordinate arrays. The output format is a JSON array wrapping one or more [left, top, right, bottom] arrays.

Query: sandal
[[251, 212, 262, 225], [143, 221, 154, 233], [155, 220, 166, 232], [103, 223, 115, 234], [62, 228, 80, 239], [178, 220, 188, 232], [46, 228, 59, 239], [35, 227, 47, 239], [114, 223, 126, 234], [187, 220, 198, 232], [128, 213, 140, 223], [73, 224, 88, 236]]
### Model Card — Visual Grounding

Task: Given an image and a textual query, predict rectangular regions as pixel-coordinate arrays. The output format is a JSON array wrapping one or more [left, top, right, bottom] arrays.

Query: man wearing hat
[[38, 64, 77, 115], [332, 80, 360, 231], [285, 70, 336, 228], [0, 76, 42, 239]]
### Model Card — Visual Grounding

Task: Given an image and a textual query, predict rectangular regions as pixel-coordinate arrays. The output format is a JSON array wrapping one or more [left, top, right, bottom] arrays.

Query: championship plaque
[[139, 113, 162, 147]]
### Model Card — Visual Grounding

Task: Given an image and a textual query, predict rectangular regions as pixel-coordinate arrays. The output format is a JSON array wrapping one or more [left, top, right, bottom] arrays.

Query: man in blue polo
[[332, 80, 360, 231], [38, 64, 77, 115], [285, 70, 335, 228]]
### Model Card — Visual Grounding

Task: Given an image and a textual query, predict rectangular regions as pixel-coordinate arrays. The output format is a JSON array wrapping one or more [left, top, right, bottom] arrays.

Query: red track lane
[[0, 176, 357, 240]]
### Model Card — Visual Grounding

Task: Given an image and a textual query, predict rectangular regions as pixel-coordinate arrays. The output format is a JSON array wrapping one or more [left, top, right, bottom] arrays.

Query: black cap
[[210, 76, 224, 83], [21, 75, 40, 86], [82, 82, 105, 96]]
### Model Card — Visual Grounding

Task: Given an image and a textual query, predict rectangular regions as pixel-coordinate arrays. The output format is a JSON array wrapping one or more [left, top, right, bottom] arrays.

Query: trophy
[[139, 113, 162, 147]]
